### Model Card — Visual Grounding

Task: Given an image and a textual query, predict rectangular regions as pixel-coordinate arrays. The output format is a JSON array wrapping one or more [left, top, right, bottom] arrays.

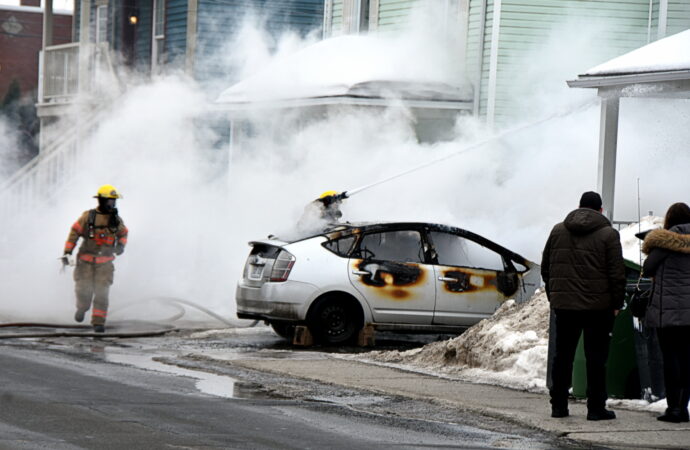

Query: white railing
[[40, 42, 122, 104], [2, 41, 122, 229]]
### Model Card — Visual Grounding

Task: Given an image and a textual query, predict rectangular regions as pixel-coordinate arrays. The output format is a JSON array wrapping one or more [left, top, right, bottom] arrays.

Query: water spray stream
[[345, 99, 598, 198]]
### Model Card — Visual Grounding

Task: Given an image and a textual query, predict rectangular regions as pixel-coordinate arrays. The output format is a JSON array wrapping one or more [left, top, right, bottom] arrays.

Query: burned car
[[236, 222, 541, 344]]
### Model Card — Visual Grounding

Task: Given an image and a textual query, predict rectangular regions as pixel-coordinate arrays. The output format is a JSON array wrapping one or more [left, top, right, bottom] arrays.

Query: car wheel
[[270, 322, 295, 341], [310, 299, 360, 345]]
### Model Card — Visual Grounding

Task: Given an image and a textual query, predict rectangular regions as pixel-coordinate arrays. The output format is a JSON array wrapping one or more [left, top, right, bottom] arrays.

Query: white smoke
[[1, 7, 689, 326]]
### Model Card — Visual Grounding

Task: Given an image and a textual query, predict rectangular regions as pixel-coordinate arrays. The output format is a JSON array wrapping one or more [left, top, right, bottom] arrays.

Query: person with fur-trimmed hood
[[642, 202, 690, 423]]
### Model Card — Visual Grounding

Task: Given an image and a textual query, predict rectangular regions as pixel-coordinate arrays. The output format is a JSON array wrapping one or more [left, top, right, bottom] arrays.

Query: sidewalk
[[226, 354, 690, 449]]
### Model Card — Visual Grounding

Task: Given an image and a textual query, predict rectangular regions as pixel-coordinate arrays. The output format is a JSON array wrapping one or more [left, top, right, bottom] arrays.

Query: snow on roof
[[583, 29, 690, 77], [619, 216, 664, 266], [216, 35, 473, 106]]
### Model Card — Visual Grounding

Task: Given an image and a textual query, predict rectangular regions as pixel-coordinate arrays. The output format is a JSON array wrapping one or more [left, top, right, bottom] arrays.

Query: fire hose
[[341, 98, 597, 199], [0, 296, 258, 339]]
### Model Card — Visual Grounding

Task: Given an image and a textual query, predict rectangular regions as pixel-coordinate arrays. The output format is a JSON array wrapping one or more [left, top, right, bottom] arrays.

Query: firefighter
[[62, 184, 128, 333], [297, 190, 348, 232]]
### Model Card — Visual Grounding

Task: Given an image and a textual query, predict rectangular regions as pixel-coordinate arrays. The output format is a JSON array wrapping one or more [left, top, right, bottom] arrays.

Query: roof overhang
[[210, 95, 473, 114], [567, 70, 690, 89]]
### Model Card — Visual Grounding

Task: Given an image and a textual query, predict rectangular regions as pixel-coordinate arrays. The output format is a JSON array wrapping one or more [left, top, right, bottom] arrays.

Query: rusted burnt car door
[[428, 230, 516, 326], [348, 229, 436, 324]]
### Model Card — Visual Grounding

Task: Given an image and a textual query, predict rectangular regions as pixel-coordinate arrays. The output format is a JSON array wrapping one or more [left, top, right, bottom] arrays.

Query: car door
[[429, 230, 515, 326], [348, 228, 436, 324]]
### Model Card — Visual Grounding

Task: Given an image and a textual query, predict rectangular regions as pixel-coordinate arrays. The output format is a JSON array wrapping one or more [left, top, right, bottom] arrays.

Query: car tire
[[270, 322, 295, 341], [310, 298, 361, 345]]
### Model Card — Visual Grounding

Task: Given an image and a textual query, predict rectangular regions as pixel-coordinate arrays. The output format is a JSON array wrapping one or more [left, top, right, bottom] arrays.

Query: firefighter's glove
[[336, 191, 349, 201], [60, 254, 75, 268], [115, 243, 125, 256]]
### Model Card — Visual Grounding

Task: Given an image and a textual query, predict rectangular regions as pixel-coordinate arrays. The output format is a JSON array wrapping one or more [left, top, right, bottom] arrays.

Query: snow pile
[[363, 290, 551, 391], [619, 215, 664, 265], [584, 29, 690, 76]]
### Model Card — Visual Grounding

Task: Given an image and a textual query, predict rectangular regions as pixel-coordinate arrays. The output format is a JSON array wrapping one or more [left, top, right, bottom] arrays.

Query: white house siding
[[667, 0, 690, 36], [467, 0, 653, 126], [465, 0, 494, 118], [376, 0, 418, 31], [322, 0, 345, 36]]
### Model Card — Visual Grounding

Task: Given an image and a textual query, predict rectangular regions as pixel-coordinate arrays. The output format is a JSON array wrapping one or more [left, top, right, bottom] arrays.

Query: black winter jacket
[[541, 208, 626, 310], [642, 223, 690, 328]]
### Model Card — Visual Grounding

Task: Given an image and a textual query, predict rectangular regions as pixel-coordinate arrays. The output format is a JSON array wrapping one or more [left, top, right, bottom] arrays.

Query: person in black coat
[[642, 202, 690, 423], [542, 191, 626, 421]]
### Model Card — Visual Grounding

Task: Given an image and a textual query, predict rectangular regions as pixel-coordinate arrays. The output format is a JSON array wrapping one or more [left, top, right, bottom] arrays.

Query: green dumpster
[[572, 258, 644, 399]]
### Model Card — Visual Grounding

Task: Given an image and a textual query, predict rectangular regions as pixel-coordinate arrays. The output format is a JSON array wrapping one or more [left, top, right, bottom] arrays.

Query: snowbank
[[360, 291, 550, 392]]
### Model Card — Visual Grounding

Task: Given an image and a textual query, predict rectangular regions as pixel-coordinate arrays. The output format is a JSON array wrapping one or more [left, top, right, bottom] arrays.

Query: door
[[348, 229, 436, 324], [429, 230, 511, 326]]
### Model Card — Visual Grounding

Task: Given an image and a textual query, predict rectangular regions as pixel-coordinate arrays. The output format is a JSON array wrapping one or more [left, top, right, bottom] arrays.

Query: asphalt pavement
[[222, 353, 690, 449]]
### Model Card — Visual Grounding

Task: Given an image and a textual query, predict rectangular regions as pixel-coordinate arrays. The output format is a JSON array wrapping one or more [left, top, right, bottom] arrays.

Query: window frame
[[95, 4, 108, 44], [353, 227, 431, 264], [427, 230, 507, 272]]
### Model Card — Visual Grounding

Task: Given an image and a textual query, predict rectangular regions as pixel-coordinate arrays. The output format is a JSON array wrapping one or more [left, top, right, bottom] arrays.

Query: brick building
[[0, 0, 72, 98]]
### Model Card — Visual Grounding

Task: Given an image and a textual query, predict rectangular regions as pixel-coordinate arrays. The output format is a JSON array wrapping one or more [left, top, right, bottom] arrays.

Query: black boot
[[93, 324, 105, 333], [657, 387, 687, 423], [551, 406, 569, 418], [587, 409, 616, 421]]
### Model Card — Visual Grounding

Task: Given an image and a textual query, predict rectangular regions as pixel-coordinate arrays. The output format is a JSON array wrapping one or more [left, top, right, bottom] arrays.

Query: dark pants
[[657, 326, 690, 412], [550, 309, 616, 411]]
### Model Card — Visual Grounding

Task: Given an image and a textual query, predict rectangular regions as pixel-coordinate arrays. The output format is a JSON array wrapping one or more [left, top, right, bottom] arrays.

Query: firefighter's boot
[[75, 309, 86, 323]]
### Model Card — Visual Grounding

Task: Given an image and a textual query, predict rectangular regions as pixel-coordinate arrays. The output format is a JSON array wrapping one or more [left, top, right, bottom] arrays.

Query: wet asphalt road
[[0, 326, 583, 449]]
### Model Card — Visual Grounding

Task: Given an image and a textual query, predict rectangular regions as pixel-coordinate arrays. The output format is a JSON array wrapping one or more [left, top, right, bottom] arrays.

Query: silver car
[[236, 222, 541, 344]]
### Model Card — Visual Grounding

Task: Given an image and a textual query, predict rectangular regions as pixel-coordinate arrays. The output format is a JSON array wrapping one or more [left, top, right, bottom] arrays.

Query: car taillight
[[270, 250, 295, 282]]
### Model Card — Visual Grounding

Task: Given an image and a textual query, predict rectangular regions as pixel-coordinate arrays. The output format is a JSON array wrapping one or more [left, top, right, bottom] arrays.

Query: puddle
[[104, 350, 272, 400]]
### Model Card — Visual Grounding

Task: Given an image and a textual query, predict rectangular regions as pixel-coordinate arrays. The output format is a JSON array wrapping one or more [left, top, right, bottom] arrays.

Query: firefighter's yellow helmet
[[94, 184, 122, 199], [319, 190, 339, 199]]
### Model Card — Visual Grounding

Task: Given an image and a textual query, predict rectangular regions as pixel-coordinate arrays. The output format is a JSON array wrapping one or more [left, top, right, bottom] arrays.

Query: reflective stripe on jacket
[[64, 209, 128, 261]]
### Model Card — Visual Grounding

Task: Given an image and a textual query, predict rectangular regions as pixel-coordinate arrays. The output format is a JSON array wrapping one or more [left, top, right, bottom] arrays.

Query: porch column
[[186, 0, 198, 75], [78, 0, 91, 93], [597, 96, 620, 220], [42, 0, 53, 49]]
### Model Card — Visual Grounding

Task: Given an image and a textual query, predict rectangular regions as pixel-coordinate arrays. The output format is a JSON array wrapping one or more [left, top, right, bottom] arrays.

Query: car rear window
[[250, 244, 282, 259]]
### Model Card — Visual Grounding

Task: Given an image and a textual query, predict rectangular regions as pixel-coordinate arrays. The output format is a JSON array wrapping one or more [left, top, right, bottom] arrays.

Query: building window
[[152, 0, 166, 68], [96, 5, 108, 43], [154, 0, 165, 39]]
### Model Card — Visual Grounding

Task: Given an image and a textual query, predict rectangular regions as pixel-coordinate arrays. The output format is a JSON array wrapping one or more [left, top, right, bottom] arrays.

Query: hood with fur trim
[[642, 224, 690, 255]]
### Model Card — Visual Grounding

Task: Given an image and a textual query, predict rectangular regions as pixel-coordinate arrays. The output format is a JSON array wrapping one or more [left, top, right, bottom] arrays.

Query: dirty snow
[[356, 291, 551, 392]]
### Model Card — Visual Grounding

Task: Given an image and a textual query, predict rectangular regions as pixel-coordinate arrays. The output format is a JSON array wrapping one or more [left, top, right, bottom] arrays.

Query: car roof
[[314, 221, 532, 265]]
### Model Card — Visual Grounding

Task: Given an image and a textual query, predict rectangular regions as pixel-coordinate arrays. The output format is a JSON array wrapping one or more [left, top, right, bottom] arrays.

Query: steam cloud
[[1, 8, 689, 325]]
